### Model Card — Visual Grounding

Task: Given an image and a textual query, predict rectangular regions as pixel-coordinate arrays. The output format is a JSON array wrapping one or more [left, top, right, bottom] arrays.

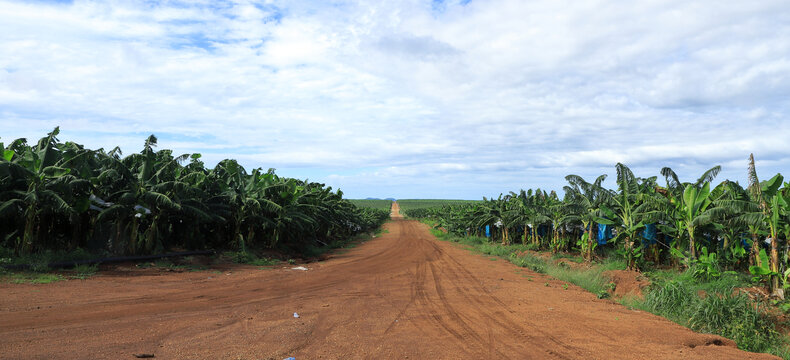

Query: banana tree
[[529, 190, 553, 248], [657, 166, 721, 260], [753, 173, 785, 295], [712, 155, 786, 296], [473, 196, 507, 244], [547, 193, 569, 253], [563, 174, 608, 261], [603, 163, 656, 270], [708, 181, 764, 271], [741, 155, 786, 296], [267, 178, 318, 249], [1, 129, 385, 257], [212, 162, 282, 249], [96, 137, 190, 254], [507, 190, 531, 245], [508, 189, 549, 247], [680, 183, 716, 259], [0, 128, 90, 253], [700, 181, 749, 267]]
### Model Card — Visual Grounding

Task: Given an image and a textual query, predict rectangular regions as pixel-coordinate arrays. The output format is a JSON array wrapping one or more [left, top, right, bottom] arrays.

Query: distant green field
[[396, 199, 481, 211], [349, 199, 393, 211]]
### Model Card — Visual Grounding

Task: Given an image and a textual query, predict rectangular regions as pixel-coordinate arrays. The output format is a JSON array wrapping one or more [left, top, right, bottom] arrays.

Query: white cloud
[[1, 0, 789, 198]]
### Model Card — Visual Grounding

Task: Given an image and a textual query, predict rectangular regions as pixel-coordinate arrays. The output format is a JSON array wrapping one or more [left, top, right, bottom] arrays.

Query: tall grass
[[0, 246, 98, 271], [636, 277, 785, 355], [548, 259, 622, 295], [508, 253, 547, 274]]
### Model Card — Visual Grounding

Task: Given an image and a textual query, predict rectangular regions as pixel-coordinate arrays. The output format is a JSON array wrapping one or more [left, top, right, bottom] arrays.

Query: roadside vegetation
[[398, 199, 480, 212], [404, 160, 790, 297], [348, 199, 393, 211], [408, 158, 790, 357], [0, 128, 389, 272]]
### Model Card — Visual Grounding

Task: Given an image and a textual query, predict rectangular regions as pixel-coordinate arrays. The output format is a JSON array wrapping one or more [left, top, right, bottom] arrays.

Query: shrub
[[642, 279, 780, 353], [688, 292, 778, 352]]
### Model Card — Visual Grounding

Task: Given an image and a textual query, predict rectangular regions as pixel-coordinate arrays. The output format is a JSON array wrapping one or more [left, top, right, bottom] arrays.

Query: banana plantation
[[405, 159, 790, 298], [0, 128, 389, 258]]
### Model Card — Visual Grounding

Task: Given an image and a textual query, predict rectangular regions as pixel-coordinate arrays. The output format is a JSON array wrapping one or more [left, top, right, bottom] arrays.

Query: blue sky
[[2, 0, 789, 199]]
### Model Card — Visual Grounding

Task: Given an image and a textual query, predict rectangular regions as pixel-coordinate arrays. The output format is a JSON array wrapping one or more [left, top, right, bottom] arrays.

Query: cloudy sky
[[1, 0, 788, 199]]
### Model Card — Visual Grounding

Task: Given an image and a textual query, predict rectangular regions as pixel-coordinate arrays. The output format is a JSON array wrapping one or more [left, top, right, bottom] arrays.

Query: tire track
[[429, 239, 582, 359]]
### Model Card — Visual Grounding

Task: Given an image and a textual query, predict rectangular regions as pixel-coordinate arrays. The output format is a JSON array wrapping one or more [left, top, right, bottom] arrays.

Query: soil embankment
[[0, 203, 777, 359]]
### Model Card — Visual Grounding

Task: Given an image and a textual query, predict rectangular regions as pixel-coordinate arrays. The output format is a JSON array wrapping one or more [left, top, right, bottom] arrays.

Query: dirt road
[[0, 203, 777, 359]]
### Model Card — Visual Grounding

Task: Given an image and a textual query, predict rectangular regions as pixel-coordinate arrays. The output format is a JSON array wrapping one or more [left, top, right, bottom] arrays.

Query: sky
[[1, 0, 789, 199]]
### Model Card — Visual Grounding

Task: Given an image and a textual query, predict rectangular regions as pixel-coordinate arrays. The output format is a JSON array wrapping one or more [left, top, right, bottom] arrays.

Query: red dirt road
[[0, 203, 778, 359]]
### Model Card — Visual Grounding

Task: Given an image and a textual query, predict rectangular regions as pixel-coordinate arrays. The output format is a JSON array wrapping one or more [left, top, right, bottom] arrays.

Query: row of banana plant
[[405, 158, 790, 297], [0, 128, 389, 257]]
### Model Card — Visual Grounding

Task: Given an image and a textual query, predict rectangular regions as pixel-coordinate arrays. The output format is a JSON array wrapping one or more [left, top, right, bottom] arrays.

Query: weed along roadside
[[0, 227, 389, 285], [417, 218, 790, 358]]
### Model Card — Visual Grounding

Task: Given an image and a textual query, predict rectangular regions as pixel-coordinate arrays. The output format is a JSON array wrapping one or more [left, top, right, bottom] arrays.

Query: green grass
[[644, 267, 751, 294], [552, 253, 584, 263], [348, 199, 393, 211], [510, 251, 624, 296], [0, 246, 99, 272], [250, 257, 279, 266], [508, 252, 547, 274], [630, 268, 790, 357], [70, 264, 99, 279], [0, 247, 100, 283], [134, 258, 211, 271], [222, 251, 279, 267], [5, 272, 65, 284], [396, 199, 480, 211], [628, 274, 785, 355]]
